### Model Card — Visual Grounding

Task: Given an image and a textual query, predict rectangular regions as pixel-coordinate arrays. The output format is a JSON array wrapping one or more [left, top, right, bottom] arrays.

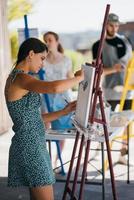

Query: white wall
[[0, 0, 12, 134]]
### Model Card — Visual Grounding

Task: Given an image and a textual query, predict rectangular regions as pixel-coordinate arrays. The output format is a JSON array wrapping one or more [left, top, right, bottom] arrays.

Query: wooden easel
[[62, 4, 117, 200]]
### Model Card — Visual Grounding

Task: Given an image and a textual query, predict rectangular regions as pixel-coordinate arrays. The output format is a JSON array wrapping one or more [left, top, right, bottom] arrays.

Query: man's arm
[[118, 37, 132, 68], [103, 64, 123, 75]]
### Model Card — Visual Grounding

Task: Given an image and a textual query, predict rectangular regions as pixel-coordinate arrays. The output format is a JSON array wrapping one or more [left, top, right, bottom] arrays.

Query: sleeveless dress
[[6, 69, 55, 187]]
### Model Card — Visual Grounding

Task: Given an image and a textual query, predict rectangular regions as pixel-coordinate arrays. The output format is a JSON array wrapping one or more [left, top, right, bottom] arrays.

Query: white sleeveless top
[[41, 56, 73, 114], [43, 56, 72, 81]]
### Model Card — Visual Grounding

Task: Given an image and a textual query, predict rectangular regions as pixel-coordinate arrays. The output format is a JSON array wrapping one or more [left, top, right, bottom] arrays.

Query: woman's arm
[[42, 101, 76, 123], [16, 70, 84, 94]]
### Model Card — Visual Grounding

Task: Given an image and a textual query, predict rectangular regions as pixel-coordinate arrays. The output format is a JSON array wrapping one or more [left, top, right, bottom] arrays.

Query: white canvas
[[74, 64, 95, 128]]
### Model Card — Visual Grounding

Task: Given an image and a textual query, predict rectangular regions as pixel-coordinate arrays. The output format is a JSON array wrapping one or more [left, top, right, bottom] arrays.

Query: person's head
[[106, 13, 120, 38], [16, 38, 48, 73], [43, 31, 64, 53]]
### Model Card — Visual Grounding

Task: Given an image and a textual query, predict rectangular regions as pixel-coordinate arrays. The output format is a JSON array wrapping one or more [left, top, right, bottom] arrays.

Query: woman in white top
[[42, 31, 73, 169]]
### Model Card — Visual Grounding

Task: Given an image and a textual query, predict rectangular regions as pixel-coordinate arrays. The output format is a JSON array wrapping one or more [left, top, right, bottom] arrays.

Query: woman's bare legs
[[30, 185, 54, 200], [54, 140, 65, 169], [118, 129, 128, 165]]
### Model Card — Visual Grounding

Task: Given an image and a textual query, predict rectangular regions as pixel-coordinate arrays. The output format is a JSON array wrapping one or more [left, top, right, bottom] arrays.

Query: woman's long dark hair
[[16, 37, 48, 66], [43, 31, 64, 54]]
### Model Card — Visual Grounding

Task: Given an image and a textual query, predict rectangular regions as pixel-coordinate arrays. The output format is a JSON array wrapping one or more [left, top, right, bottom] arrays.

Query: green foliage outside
[[65, 50, 85, 72], [7, 0, 34, 22], [8, 0, 34, 62], [9, 31, 19, 62], [65, 49, 93, 72], [65, 49, 92, 90], [65, 50, 84, 90]]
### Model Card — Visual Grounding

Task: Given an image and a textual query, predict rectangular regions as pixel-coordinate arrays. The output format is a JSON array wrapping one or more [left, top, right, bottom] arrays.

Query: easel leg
[[71, 134, 85, 198], [99, 90, 117, 200], [62, 131, 80, 200], [78, 139, 91, 200], [101, 142, 105, 200], [127, 124, 130, 184], [105, 129, 117, 200]]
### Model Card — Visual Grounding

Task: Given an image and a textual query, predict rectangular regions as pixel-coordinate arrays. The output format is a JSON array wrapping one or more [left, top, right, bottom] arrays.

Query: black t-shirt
[[92, 36, 127, 60]]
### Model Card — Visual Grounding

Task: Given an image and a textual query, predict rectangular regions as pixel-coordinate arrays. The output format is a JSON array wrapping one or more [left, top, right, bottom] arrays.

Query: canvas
[[74, 64, 95, 128]]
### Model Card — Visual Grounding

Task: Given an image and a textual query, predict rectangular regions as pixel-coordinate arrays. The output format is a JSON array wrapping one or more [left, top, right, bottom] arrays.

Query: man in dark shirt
[[92, 13, 132, 110], [92, 13, 133, 164]]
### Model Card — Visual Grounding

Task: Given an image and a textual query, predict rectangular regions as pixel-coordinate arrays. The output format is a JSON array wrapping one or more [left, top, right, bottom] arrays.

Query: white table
[[46, 110, 134, 142], [45, 110, 134, 200]]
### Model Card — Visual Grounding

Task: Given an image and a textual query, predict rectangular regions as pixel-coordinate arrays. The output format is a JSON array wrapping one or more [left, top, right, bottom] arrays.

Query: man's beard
[[107, 30, 115, 38]]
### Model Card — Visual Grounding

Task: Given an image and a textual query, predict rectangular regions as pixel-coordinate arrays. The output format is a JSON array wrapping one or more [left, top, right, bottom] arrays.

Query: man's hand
[[113, 64, 124, 73]]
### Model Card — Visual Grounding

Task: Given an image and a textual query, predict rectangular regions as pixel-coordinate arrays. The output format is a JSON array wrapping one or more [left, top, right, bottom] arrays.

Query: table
[[45, 111, 134, 200]]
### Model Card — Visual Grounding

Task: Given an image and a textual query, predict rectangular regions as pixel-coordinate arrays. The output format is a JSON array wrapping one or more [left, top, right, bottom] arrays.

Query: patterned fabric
[[6, 69, 55, 187]]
